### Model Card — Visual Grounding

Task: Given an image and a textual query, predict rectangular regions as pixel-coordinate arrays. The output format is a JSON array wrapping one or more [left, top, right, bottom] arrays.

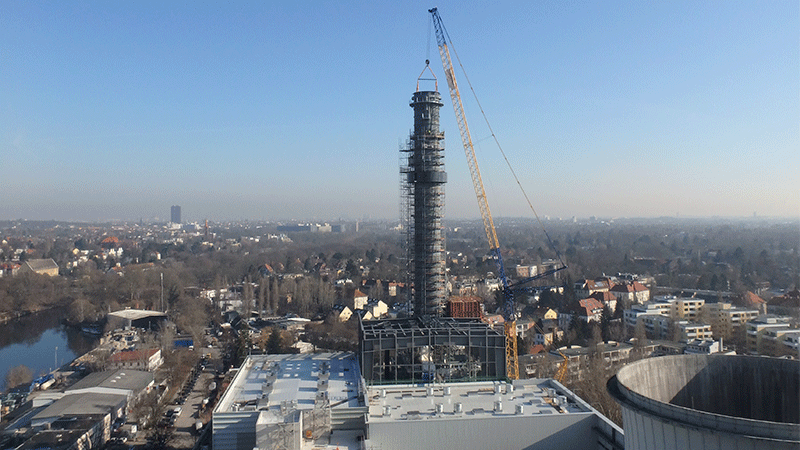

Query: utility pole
[[55, 346, 58, 371], [161, 272, 164, 312]]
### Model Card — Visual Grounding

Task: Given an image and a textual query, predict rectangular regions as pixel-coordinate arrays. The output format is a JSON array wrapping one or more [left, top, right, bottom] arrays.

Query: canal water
[[0, 308, 98, 391]]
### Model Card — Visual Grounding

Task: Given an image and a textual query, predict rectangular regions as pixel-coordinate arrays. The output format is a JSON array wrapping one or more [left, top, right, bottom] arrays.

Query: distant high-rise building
[[171, 205, 181, 224]]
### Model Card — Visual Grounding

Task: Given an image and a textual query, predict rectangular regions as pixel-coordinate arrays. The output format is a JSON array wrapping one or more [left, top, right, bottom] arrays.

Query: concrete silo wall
[[608, 354, 800, 449], [618, 354, 799, 423]]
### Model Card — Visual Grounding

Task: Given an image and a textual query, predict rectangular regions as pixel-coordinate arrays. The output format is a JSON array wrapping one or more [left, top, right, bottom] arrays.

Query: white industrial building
[[212, 353, 624, 450]]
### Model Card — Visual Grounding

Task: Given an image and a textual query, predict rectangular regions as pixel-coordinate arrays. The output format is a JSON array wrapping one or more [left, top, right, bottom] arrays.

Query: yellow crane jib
[[429, 7, 518, 380]]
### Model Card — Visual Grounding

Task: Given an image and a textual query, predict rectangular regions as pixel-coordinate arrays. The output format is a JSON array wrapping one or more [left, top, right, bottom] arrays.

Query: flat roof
[[215, 353, 362, 414], [108, 309, 168, 321], [33, 392, 127, 421], [366, 379, 591, 423], [67, 369, 154, 393]]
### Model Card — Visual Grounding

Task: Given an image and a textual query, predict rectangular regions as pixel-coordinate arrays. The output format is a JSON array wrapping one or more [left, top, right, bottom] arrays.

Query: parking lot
[[163, 354, 219, 448]]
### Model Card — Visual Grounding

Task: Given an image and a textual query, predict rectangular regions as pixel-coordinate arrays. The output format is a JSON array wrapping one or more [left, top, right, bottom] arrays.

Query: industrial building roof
[[212, 352, 624, 450], [16, 430, 85, 450], [215, 352, 362, 414], [32, 392, 127, 423], [107, 309, 168, 321], [66, 369, 153, 394], [366, 378, 590, 422]]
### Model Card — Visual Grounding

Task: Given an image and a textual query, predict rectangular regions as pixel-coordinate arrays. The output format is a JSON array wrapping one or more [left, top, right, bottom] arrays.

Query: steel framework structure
[[359, 316, 506, 384]]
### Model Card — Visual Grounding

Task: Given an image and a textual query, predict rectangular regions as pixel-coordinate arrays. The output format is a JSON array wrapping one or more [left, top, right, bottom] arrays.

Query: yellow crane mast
[[428, 7, 519, 380]]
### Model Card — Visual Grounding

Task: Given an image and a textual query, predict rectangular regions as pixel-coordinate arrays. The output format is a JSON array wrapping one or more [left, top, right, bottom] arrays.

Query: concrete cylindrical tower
[[608, 354, 800, 449], [403, 90, 447, 317]]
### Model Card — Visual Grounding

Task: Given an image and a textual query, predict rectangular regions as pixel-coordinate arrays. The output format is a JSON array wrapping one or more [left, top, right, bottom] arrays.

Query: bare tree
[[5, 364, 33, 389]]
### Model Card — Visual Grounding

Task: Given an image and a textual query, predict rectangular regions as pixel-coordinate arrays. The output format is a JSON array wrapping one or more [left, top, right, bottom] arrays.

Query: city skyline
[[2, 1, 798, 222]]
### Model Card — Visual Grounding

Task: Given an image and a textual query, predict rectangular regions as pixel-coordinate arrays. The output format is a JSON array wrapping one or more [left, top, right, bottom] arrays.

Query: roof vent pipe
[[443, 386, 451, 396], [435, 403, 444, 414], [382, 405, 391, 416], [515, 404, 524, 415], [494, 401, 503, 413], [426, 386, 434, 397], [454, 402, 463, 414], [495, 384, 503, 395], [380, 389, 386, 398]]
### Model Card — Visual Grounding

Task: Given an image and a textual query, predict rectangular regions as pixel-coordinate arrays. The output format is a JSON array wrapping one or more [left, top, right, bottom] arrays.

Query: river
[[0, 308, 98, 391]]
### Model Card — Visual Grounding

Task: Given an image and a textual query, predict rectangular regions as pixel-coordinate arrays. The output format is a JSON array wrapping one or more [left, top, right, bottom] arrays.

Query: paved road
[[168, 355, 219, 448]]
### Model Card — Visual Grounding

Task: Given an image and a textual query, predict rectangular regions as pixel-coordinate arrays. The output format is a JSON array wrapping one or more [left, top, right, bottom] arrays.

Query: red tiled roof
[[743, 291, 765, 306], [610, 281, 648, 293], [579, 298, 604, 313], [590, 291, 617, 302], [529, 344, 546, 354]]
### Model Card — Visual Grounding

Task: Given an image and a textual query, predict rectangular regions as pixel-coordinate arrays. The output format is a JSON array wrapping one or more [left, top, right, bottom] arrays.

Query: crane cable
[[441, 26, 566, 269]]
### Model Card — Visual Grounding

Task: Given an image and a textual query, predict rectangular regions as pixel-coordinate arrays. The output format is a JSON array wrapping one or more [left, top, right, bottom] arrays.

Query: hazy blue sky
[[2, 1, 798, 222]]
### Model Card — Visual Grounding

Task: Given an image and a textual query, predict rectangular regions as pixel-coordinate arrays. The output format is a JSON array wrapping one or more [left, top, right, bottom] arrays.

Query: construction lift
[[429, 8, 568, 381]]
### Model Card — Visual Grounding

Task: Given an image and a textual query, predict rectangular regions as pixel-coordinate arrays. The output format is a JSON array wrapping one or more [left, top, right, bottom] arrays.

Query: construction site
[[212, 7, 799, 450], [359, 8, 566, 386]]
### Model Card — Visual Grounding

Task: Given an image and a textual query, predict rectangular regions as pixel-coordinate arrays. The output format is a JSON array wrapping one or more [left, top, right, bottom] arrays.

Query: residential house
[[609, 281, 649, 305], [331, 305, 353, 322], [702, 301, 759, 339], [589, 291, 618, 313], [558, 298, 604, 329], [745, 315, 794, 354], [18, 258, 59, 276], [0, 262, 21, 277], [670, 297, 705, 320], [684, 339, 721, 354], [108, 348, 163, 371], [767, 288, 800, 317], [515, 264, 538, 278], [742, 291, 768, 315], [533, 319, 562, 347], [574, 279, 611, 299], [364, 299, 388, 320], [351, 290, 369, 311], [676, 321, 713, 341]]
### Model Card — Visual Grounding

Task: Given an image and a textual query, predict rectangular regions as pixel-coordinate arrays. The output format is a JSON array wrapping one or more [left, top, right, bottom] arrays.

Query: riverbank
[[0, 308, 99, 391]]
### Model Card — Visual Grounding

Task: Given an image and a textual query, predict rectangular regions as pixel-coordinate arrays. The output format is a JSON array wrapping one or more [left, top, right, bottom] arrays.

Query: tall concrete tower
[[402, 90, 447, 317]]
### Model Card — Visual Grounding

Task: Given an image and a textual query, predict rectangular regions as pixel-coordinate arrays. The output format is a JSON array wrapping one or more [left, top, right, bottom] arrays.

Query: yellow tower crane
[[429, 7, 568, 381]]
